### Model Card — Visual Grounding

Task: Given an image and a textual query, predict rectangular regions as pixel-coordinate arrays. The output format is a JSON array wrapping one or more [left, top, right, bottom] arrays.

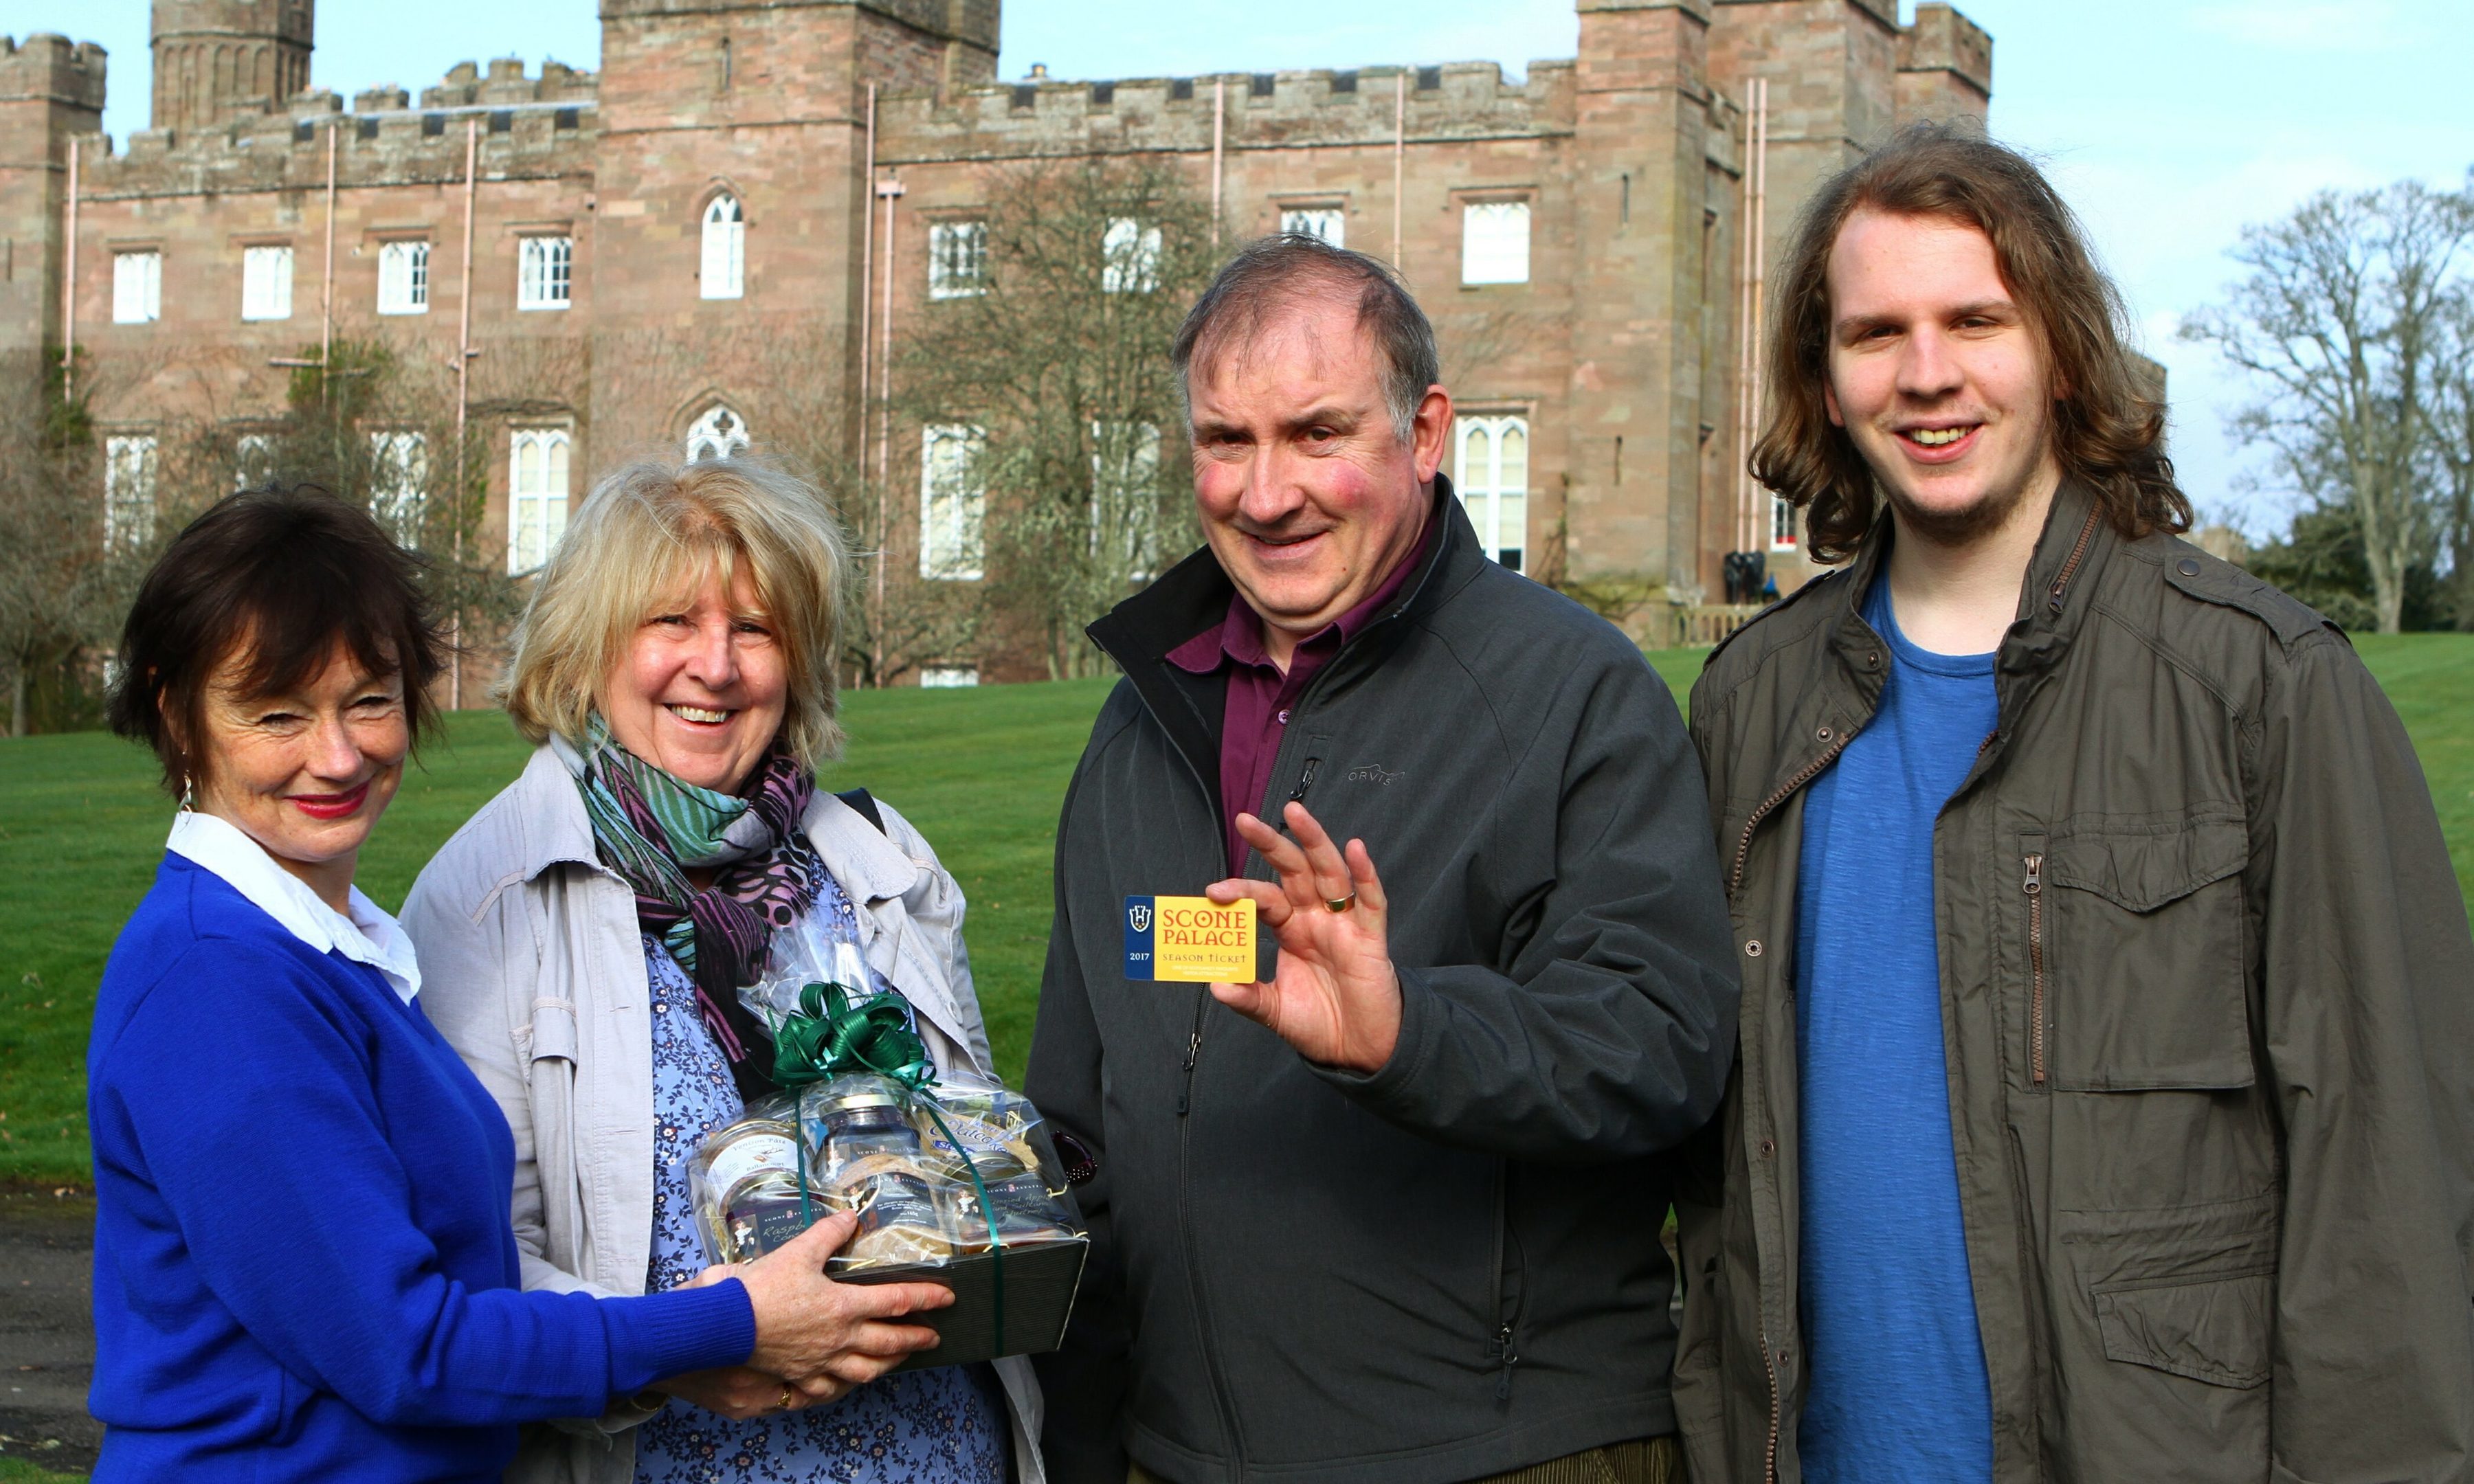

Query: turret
[[0, 34, 107, 361], [151, 0, 313, 135]]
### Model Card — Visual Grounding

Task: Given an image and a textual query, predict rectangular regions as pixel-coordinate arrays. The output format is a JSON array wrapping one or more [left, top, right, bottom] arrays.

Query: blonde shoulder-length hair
[[500, 456, 850, 767]]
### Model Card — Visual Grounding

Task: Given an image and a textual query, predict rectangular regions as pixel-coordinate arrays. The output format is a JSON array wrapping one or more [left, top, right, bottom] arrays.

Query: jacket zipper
[[1174, 1006, 1204, 1118], [2014, 508, 2089, 1090], [1763, 1332, 1783, 1483], [2047, 507, 2100, 615], [1730, 738, 1852, 1483], [2023, 851, 2047, 1085], [1728, 730, 1855, 1482], [1172, 985, 1247, 1466], [1728, 730, 1858, 901], [1178, 747, 1324, 1465], [1486, 1161, 1523, 1401]]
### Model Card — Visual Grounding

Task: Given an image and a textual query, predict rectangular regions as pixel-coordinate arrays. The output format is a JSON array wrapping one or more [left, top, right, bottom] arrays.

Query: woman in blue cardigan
[[86, 486, 955, 1484]]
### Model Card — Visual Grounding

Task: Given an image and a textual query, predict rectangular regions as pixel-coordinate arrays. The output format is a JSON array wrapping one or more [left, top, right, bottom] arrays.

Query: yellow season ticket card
[[1123, 896, 1258, 982]]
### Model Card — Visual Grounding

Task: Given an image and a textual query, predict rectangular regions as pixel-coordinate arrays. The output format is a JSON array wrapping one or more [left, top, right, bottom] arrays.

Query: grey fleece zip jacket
[[1025, 485, 1740, 1484]]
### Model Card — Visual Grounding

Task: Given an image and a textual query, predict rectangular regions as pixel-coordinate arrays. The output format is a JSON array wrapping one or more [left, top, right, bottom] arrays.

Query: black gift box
[[833, 1236, 1090, 1371]]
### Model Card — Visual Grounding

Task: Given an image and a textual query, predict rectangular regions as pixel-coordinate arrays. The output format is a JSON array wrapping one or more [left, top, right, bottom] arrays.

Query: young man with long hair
[[1671, 124, 2474, 1483]]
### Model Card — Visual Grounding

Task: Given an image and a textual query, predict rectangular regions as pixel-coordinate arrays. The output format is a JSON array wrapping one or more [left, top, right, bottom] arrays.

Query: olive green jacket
[[1671, 480, 2474, 1483]]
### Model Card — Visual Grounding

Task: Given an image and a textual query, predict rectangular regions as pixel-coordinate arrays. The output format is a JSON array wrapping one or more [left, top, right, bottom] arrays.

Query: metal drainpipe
[[322, 122, 336, 372], [1748, 79, 1768, 558], [1735, 92, 1755, 558], [858, 82, 876, 484], [451, 118, 478, 710], [1392, 71, 1405, 269], [61, 135, 78, 402], [861, 86, 881, 684], [876, 175, 904, 683]]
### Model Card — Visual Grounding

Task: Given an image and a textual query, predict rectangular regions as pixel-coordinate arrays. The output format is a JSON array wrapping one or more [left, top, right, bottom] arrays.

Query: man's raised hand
[[1204, 801, 1400, 1073]]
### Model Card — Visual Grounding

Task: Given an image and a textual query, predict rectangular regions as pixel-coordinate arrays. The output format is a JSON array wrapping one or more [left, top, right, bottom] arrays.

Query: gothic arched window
[[701, 194, 745, 300], [686, 405, 750, 462]]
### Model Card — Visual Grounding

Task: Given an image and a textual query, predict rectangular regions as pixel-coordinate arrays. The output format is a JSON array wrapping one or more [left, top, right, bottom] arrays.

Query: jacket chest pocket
[[2020, 812, 2253, 1091]]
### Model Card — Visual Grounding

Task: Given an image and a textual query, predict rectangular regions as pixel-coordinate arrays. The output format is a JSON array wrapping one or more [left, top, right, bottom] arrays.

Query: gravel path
[[0, 1189, 99, 1475]]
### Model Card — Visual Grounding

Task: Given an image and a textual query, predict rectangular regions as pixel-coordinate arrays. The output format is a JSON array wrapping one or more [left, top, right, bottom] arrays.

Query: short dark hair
[[107, 484, 449, 798], [1753, 122, 2189, 561], [1171, 232, 1441, 442]]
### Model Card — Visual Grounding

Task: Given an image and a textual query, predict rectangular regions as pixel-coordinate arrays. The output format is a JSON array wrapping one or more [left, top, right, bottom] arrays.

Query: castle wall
[[60, 82, 594, 567], [869, 58, 1599, 589], [8, 0, 1993, 677]]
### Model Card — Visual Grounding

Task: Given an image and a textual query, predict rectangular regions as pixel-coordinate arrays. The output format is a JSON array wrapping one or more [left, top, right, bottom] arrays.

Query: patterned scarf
[[574, 716, 823, 1086]]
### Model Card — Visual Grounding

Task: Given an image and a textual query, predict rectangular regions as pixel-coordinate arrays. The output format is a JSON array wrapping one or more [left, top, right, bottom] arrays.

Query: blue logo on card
[[1123, 895, 1155, 980]]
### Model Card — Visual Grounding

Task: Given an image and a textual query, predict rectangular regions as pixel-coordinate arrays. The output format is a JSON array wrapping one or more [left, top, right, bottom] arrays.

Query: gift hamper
[[687, 978, 1089, 1370]]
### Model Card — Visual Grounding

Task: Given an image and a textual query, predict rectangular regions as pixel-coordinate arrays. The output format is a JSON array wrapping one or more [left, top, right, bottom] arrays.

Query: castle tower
[[150, 0, 313, 135], [0, 34, 106, 365], [1561, 0, 1720, 587], [588, 0, 1002, 457]]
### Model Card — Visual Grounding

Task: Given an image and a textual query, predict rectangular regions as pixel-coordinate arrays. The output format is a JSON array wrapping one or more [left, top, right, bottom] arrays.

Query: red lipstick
[[289, 783, 370, 821]]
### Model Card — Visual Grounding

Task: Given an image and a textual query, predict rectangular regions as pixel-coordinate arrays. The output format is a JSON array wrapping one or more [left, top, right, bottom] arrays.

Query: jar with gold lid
[[687, 1107, 811, 1265], [799, 1074, 954, 1270]]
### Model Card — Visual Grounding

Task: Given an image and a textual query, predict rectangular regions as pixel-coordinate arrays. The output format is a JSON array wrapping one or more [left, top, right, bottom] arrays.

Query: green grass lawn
[[0, 677, 1116, 1186], [3, 638, 2467, 1187]]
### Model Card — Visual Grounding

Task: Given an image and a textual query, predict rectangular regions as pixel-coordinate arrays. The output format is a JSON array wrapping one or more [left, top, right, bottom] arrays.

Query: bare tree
[[2181, 179, 2474, 633], [2427, 258, 2474, 628], [737, 326, 984, 689], [0, 352, 108, 735], [247, 333, 528, 686], [605, 322, 985, 688], [893, 155, 1216, 679], [0, 343, 226, 734]]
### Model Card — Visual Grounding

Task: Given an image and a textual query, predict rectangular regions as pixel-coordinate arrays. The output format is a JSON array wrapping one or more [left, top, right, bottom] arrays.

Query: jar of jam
[[802, 1075, 953, 1270]]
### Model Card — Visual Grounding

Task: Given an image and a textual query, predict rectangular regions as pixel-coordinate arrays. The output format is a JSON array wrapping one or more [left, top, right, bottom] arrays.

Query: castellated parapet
[[420, 58, 599, 111], [0, 34, 110, 110], [1900, 3, 1993, 91], [79, 57, 599, 201], [878, 63, 1574, 166], [600, 0, 999, 57], [14, 0, 1996, 679]]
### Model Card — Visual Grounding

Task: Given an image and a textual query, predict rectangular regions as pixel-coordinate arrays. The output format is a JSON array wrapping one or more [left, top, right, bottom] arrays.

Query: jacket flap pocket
[[2065, 1194, 2275, 1389], [528, 997, 579, 1063], [2095, 1271, 2271, 1389], [2048, 815, 2247, 913]]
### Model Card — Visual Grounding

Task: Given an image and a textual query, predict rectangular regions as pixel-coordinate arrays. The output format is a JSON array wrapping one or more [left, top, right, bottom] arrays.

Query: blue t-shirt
[[1792, 578, 1997, 1482]]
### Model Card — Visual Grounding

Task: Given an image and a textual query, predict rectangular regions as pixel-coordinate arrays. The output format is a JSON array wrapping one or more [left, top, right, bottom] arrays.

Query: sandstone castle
[[1, 0, 1990, 679]]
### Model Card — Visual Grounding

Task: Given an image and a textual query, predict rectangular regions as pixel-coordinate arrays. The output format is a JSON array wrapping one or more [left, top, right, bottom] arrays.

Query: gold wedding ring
[[1324, 892, 1357, 913], [779, 1384, 797, 1412]]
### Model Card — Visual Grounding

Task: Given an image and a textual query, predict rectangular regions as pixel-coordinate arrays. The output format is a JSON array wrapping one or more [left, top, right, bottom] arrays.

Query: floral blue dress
[[632, 869, 1012, 1484]]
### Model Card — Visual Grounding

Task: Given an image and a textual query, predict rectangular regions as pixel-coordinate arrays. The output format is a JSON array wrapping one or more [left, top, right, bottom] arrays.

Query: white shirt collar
[[165, 810, 424, 1005]]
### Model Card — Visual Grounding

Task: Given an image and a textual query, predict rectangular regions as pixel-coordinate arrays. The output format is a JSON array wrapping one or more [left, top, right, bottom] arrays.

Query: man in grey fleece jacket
[[1025, 234, 1739, 1484]]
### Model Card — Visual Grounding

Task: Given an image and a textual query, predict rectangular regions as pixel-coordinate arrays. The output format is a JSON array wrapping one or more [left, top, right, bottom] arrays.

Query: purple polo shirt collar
[[1167, 511, 1438, 876]]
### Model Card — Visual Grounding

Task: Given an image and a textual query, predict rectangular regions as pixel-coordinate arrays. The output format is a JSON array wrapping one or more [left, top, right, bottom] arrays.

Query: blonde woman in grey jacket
[[403, 456, 1043, 1484]]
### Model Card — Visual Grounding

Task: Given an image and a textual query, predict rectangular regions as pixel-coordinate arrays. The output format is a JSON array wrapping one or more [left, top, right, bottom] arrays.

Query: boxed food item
[[684, 993, 1089, 1370]]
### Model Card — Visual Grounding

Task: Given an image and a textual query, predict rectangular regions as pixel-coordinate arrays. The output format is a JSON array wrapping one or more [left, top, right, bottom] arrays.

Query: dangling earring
[[178, 774, 196, 812]]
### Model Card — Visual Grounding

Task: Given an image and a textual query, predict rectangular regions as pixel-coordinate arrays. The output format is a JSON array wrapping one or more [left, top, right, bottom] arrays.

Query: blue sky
[[19, 0, 2474, 537]]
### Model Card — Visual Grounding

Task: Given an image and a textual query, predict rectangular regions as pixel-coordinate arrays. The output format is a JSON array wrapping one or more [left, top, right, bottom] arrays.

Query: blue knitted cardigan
[[86, 854, 759, 1483]]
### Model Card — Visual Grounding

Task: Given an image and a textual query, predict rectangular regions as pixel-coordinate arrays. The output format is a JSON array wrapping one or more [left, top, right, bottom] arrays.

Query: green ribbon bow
[[768, 980, 1008, 1353], [773, 980, 936, 1093]]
